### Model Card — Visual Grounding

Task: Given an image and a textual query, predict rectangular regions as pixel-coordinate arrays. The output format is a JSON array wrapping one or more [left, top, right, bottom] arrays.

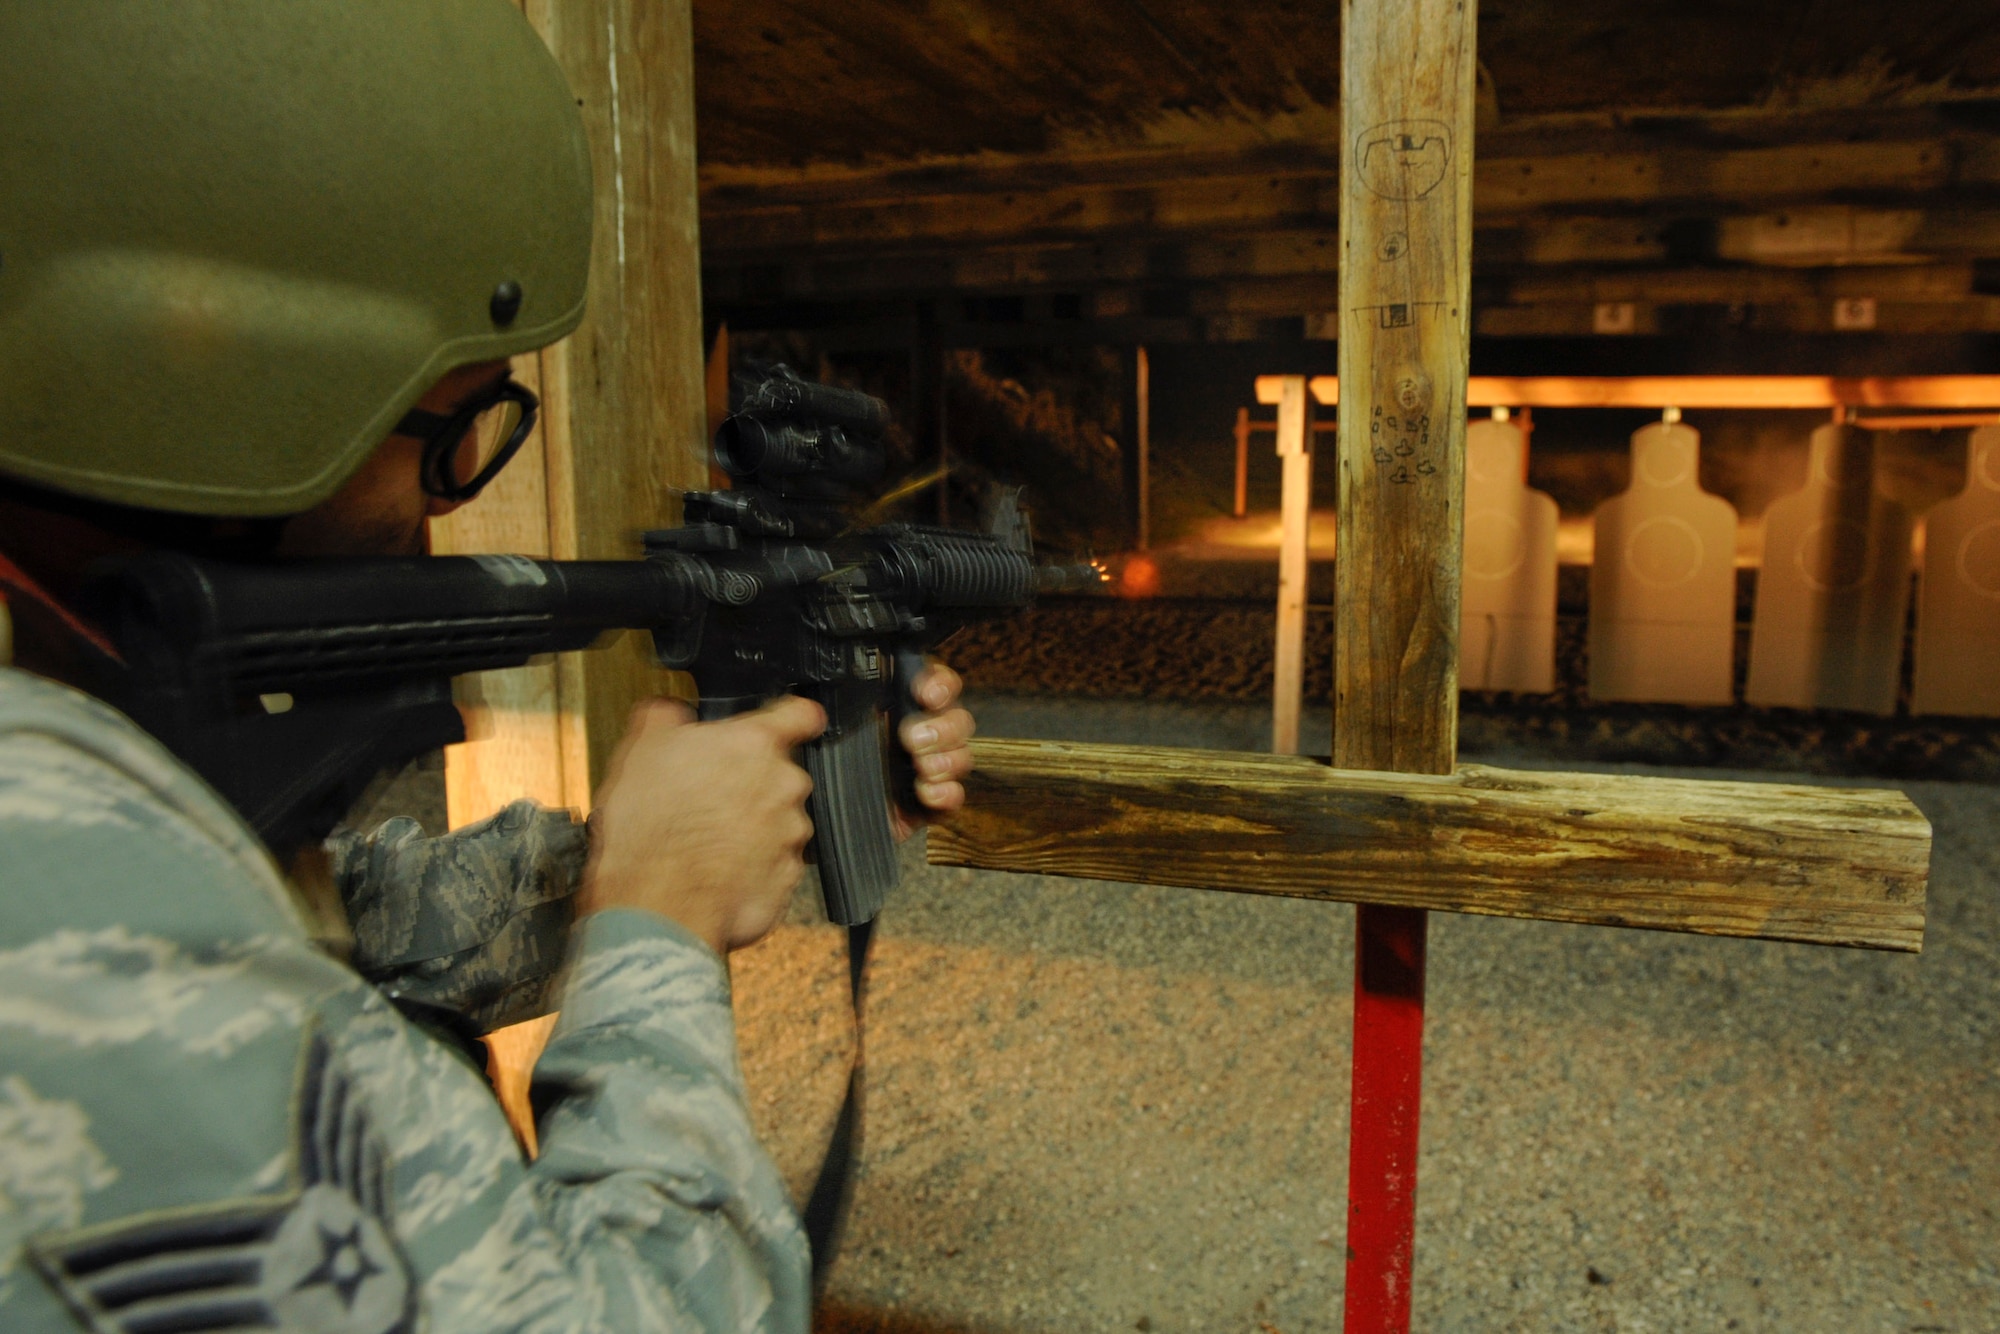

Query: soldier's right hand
[[579, 695, 828, 954]]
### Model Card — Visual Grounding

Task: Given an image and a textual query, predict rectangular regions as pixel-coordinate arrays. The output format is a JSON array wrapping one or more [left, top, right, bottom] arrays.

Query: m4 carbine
[[88, 368, 1097, 926]]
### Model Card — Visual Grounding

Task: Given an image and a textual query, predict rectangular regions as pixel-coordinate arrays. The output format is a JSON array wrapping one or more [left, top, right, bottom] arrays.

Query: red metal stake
[[1342, 903, 1429, 1333]]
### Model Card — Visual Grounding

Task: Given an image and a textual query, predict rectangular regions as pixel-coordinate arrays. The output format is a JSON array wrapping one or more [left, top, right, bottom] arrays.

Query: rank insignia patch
[[30, 1032, 414, 1333]]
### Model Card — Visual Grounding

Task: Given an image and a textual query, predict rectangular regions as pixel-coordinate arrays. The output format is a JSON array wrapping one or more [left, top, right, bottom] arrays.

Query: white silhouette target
[[1590, 421, 1739, 704], [1459, 419, 1558, 692], [1747, 424, 1913, 714], [1914, 426, 2000, 715]]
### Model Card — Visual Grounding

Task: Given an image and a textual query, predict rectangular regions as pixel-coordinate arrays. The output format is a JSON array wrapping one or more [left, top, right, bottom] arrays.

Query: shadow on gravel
[[816, 1301, 987, 1333]]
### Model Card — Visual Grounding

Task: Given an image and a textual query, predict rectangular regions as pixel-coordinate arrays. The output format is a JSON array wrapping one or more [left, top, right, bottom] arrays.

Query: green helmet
[[0, 1, 592, 517]]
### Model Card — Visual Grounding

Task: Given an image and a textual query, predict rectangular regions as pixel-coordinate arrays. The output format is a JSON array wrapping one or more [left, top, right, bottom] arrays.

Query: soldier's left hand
[[895, 661, 974, 832]]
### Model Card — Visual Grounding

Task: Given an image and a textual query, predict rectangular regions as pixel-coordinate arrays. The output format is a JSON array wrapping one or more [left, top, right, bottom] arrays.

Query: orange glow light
[[1117, 554, 1161, 599]]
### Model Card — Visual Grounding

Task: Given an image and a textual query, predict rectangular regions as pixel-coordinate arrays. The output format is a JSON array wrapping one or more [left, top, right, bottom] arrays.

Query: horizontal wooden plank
[[928, 739, 1932, 952]]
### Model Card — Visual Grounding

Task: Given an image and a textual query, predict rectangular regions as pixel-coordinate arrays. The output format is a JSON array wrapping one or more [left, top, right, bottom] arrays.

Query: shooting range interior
[[378, 3, 2000, 1330]]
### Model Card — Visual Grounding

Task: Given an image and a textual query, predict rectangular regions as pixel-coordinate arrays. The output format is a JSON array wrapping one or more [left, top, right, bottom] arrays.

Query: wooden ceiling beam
[[701, 103, 1998, 202], [704, 216, 2000, 309], [709, 268, 2000, 336], [703, 119, 2000, 256], [1474, 299, 2000, 338]]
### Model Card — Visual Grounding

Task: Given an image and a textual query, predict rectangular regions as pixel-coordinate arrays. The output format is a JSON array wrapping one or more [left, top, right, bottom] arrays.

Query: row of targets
[[1459, 418, 2000, 716]]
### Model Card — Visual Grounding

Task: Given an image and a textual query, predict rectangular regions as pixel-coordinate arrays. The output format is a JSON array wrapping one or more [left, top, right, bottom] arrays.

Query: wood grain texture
[[1334, 0, 1477, 774], [524, 0, 709, 792], [443, 0, 707, 1147], [927, 738, 1932, 953], [691, 1, 1999, 169]]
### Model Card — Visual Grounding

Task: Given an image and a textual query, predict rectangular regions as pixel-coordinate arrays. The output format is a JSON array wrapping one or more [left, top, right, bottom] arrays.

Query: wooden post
[[430, 0, 708, 1141], [1136, 345, 1152, 550], [1234, 406, 1253, 518], [1335, 0, 1478, 1328], [1272, 377, 1314, 755]]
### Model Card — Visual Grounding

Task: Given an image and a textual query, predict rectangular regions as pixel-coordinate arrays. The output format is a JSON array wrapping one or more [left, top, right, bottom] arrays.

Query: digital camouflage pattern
[[327, 802, 587, 1035], [0, 666, 811, 1332]]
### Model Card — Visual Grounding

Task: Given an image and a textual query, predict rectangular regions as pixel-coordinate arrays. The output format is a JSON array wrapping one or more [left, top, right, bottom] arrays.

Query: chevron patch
[[29, 1031, 414, 1333]]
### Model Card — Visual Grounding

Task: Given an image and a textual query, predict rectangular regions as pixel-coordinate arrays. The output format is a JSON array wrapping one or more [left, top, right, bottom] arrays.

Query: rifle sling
[[803, 916, 875, 1287]]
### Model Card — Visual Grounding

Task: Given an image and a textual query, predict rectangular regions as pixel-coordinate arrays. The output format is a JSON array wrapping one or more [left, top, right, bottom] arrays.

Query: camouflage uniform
[[326, 801, 589, 1037], [0, 666, 811, 1332]]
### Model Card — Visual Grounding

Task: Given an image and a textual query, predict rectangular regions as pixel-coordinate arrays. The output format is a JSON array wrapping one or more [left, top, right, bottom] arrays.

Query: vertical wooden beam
[[432, 0, 708, 1146], [1234, 406, 1253, 518], [1135, 345, 1152, 550], [1336, 0, 1478, 1329], [1271, 376, 1313, 755], [440, 0, 705, 820], [521, 0, 707, 789], [1335, 0, 1475, 774]]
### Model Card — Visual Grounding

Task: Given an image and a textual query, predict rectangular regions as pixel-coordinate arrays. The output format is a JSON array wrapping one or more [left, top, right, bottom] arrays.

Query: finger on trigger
[[753, 695, 829, 746]]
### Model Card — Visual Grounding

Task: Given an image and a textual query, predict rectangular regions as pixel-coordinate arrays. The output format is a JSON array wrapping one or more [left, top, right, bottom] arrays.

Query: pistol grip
[[803, 707, 900, 926]]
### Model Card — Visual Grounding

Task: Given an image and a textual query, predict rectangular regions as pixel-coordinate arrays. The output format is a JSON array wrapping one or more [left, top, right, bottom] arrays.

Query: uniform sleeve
[[413, 910, 813, 1331], [0, 709, 809, 1334], [529, 912, 813, 1329]]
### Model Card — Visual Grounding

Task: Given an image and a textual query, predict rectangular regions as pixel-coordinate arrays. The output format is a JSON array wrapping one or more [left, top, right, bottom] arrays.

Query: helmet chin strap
[[0, 549, 124, 667]]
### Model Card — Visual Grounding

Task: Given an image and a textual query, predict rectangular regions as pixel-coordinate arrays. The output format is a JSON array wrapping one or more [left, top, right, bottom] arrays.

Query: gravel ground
[[728, 694, 2000, 1334]]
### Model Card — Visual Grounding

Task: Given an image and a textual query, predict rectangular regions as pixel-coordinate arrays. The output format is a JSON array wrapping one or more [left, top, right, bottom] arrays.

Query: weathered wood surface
[[928, 739, 1933, 953], [524, 0, 708, 793], [1333, 0, 1476, 775], [694, 0, 1998, 173], [1337, 4, 1477, 1321], [438, 0, 708, 815], [435, 0, 708, 1145]]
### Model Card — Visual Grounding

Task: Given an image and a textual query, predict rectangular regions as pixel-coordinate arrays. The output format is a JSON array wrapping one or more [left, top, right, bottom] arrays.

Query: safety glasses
[[394, 374, 540, 502]]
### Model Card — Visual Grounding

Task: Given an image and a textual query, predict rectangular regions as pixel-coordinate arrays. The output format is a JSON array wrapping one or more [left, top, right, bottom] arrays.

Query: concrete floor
[[730, 695, 2000, 1333]]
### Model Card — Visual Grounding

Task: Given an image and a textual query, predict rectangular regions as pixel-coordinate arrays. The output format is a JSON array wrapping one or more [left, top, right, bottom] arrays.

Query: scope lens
[[713, 416, 774, 478]]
